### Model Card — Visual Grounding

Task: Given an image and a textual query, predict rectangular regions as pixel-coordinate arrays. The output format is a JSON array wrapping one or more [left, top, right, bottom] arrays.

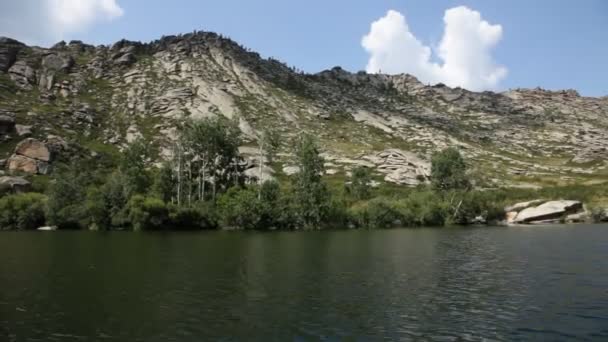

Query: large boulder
[[0, 176, 31, 194], [513, 200, 583, 224], [8, 60, 37, 89], [6, 155, 38, 174], [0, 114, 15, 134], [41, 53, 74, 72], [15, 138, 51, 162], [6, 138, 56, 175], [0, 37, 24, 72]]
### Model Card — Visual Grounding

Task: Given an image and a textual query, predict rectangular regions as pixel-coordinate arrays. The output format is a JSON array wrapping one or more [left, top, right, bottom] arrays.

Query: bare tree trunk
[[258, 144, 263, 200], [176, 143, 182, 207], [187, 161, 192, 206], [212, 163, 217, 201]]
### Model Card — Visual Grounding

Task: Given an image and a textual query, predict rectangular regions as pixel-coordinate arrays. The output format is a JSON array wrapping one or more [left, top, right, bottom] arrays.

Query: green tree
[[346, 166, 372, 200], [431, 147, 470, 192], [216, 187, 262, 229], [46, 164, 89, 228], [120, 138, 152, 196], [183, 117, 243, 203], [153, 162, 174, 203], [257, 128, 281, 198], [127, 195, 169, 231], [0, 193, 47, 230], [291, 134, 330, 229]]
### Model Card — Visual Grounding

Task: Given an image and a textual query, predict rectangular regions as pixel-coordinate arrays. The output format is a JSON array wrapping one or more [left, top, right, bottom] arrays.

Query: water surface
[[1, 225, 608, 341]]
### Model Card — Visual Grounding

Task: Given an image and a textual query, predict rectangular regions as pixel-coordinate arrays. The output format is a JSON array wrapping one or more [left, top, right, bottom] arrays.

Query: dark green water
[[1, 225, 607, 341]]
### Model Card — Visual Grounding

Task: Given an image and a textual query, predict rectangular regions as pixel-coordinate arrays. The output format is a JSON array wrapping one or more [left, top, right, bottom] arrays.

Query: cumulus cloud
[[0, 0, 123, 46], [362, 7, 507, 91]]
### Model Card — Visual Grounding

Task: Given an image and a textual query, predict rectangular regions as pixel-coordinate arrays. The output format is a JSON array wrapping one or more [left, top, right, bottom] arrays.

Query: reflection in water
[[1, 225, 608, 341]]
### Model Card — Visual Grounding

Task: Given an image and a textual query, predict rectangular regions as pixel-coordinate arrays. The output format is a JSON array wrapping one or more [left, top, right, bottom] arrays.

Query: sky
[[0, 0, 606, 95]]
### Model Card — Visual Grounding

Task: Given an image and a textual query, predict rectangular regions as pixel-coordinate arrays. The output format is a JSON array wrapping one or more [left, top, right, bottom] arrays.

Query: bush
[[346, 167, 372, 200], [0, 193, 47, 230], [216, 187, 262, 229], [127, 195, 169, 231], [46, 165, 89, 229], [431, 147, 470, 191], [348, 197, 403, 228], [399, 191, 448, 227], [168, 205, 215, 230]]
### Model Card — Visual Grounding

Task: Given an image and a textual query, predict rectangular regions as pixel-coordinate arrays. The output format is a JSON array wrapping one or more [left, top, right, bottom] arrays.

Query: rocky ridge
[[0, 32, 607, 187]]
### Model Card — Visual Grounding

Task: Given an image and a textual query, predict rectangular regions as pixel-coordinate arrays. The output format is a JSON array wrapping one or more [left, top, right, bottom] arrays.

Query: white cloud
[[362, 7, 507, 91], [0, 0, 124, 46]]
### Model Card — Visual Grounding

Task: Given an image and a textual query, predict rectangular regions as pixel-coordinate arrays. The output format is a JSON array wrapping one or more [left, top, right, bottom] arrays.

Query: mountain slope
[[1, 32, 607, 188]]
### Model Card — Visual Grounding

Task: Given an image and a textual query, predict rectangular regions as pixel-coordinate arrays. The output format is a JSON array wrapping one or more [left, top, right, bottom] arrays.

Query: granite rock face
[[0, 33, 606, 187]]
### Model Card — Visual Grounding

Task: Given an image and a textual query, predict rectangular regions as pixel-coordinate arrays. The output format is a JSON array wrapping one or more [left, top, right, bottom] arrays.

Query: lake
[[1, 225, 608, 341]]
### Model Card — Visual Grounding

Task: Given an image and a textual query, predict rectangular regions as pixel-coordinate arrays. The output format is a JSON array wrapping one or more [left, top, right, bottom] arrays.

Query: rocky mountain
[[0, 32, 607, 188]]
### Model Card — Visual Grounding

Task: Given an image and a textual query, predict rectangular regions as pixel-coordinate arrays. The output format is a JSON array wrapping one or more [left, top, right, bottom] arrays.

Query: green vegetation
[[0, 193, 46, 230], [0, 127, 606, 230]]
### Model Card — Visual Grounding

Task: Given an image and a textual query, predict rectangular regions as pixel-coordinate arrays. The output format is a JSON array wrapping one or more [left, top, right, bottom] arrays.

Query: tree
[[0, 193, 47, 230], [431, 147, 471, 223], [46, 163, 89, 228], [291, 134, 330, 229], [127, 195, 168, 231], [216, 187, 262, 229], [346, 166, 372, 200], [431, 147, 470, 192], [153, 162, 174, 203], [257, 128, 281, 198], [183, 116, 243, 203], [120, 138, 152, 197]]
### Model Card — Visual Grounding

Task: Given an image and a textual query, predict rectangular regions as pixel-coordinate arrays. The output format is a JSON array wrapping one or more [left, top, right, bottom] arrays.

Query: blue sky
[[1, 0, 606, 95]]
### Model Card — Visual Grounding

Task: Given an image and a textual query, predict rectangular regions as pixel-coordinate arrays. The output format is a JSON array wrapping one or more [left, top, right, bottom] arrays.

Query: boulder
[[8, 60, 37, 89], [244, 166, 275, 184], [513, 200, 583, 224], [45, 135, 68, 154], [0, 37, 24, 72], [15, 125, 32, 137], [0, 114, 15, 134], [15, 138, 51, 162], [565, 211, 589, 224], [112, 52, 137, 66], [505, 199, 545, 213], [6, 155, 38, 174], [0, 176, 31, 194], [282, 166, 300, 175], [41, 53, 74, 72]]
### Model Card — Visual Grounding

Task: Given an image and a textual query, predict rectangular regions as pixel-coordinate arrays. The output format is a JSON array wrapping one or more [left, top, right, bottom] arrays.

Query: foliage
[[291, 134, 330, 228], [168, 205, 215, 230], [217, 187, 263, 229], [345, 166, 372, 200], [431, 147, 470, 192], [127, 195, 169, 231], [120, 138, 152, 196], [181, 117, 244, 203], [152, 162, 174, 203], [46, 163, 89, 229], [0, 193, 47, 230], [348, 197, 402, 228], [260, 128, 281, 164]]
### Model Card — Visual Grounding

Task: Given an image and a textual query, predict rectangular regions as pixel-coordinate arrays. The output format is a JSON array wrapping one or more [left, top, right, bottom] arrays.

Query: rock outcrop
[[510, 200, 584, 224], [0, 37, 24, 72], [0, 32, 606, 188], [6, 138, 56, 175], [0, 176, 31, 194]]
